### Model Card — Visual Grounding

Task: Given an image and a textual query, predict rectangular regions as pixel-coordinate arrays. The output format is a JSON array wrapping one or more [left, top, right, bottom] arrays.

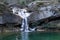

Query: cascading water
[[18, 9, 31, 32], [21, 18, 29, 32], [12, 7, 31, 40], [12, 7, 31, 32]]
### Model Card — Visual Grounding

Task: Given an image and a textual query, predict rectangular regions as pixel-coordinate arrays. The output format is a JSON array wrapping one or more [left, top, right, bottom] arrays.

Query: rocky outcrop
[[0, 2, 22, 24], [28, 1, 60, 22], [0, 1, 60, 26]]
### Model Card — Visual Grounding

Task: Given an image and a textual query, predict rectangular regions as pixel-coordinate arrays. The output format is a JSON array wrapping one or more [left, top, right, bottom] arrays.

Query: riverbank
[[0, 28, 60, 33]]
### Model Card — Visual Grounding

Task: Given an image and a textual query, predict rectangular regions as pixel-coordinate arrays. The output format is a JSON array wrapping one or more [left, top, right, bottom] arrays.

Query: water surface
[[0, 32, 60, 40]]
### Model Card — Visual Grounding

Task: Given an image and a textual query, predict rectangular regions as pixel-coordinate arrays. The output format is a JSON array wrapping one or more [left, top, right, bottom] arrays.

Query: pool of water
[[0, 32, 60, 40]]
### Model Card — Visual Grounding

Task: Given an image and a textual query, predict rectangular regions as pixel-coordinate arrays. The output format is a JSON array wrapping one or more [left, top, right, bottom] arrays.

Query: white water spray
[[12, 7, 31, 32], [12, 7, 31, 40]]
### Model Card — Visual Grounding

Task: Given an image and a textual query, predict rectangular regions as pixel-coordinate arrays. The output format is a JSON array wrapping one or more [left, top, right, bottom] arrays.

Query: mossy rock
[[0, 4, 6, 12]]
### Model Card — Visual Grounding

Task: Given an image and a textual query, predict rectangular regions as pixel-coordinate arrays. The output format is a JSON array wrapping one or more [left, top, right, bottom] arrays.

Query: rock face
[[0, 3, 22, 24], [0, 1, 60, 25], [3, 13, 21, 24], [0, 11, 22, 24], [27, 1, 60, 24], [28, 1, 53, 22]]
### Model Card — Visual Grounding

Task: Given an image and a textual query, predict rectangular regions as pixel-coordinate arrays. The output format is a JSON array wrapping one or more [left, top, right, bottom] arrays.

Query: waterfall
[[12, 7, 31, 32], [16, 9, 30, 32], [18, 9, 30, 40], [21, 18, 29, 32], [12, 7, 31, 40]]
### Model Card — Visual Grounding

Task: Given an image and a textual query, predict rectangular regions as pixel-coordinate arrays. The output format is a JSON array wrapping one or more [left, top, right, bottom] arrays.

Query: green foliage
[[32, 0, 35, 1], [36, 2, 44, 7], [0, 4, 6, 13], [0, 2, 12, 15], [58, 0, 60, 2], [20, 1, 25, 5]]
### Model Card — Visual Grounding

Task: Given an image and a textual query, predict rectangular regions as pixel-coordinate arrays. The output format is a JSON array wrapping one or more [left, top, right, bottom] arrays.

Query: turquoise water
[[0, 32, 60, 40]]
